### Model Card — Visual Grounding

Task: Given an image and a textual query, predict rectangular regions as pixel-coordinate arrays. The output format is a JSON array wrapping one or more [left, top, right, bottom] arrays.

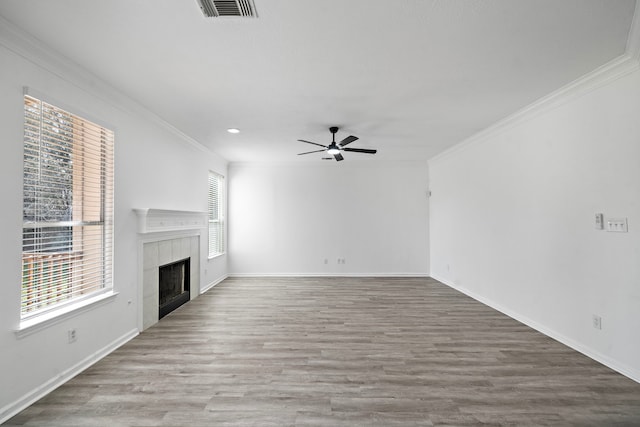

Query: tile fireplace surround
[[134, 209, 207, 330]]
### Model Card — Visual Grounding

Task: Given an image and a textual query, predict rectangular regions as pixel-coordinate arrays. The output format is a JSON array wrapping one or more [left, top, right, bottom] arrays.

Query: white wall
[[429, 64, 640, 381], [0, 29, 227, 419], [228, 161, 429, 276]]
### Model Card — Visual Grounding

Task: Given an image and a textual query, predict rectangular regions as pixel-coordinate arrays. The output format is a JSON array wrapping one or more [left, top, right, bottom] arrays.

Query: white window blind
[[208, 172, 225, 257], [22, 95, 114, 319]]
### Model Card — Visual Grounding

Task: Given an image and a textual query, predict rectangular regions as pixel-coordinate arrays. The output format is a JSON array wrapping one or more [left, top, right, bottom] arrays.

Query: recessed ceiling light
[[227, 128, 240, 134]]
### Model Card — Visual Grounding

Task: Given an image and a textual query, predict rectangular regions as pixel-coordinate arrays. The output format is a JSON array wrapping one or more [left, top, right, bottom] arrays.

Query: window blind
[[22, 95, 114, 318], [208, 172, 225, 257]]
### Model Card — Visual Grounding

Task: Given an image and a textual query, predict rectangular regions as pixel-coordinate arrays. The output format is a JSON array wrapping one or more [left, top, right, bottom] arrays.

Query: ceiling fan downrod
[[326, 127, 341, 154]]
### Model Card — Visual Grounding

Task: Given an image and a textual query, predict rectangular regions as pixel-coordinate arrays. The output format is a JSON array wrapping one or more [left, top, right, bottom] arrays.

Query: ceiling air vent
[[196, 0, 258, 18]]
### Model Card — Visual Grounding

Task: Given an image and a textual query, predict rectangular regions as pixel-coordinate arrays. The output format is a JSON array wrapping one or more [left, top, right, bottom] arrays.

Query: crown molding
[[228, 158, 429, 169], [627, 0, 640, 61], [429, 54, 639, 165], [0, 15, 219, 158], [430, 0, 640, 165]]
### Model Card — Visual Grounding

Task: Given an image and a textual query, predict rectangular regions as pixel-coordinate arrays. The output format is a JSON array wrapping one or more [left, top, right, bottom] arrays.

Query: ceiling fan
[[297, 127, 377, 161]]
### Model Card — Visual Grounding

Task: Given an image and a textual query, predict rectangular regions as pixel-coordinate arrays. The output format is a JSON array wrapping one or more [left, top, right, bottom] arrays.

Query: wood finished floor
[[6, 277, 640, 426]]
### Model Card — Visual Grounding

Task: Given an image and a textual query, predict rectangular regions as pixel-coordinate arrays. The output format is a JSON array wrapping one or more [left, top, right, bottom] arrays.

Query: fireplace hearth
[[159, 258, 190, 319]]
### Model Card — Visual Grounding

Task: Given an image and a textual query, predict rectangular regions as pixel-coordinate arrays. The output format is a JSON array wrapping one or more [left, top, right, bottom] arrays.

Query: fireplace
[[158, 258, 190, 319], [135, 209, 206, 331]]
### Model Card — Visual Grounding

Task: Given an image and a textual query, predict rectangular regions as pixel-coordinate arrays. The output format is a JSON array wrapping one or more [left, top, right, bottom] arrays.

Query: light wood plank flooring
[[6, 277, 640, 426]]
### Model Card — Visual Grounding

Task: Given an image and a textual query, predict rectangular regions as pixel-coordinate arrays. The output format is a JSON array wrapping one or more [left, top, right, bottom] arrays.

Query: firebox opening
[[159, 257, 190, 319]]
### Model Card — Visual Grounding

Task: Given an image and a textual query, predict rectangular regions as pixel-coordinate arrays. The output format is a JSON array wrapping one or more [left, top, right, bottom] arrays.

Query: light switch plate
[[606, 218, 628, 232]]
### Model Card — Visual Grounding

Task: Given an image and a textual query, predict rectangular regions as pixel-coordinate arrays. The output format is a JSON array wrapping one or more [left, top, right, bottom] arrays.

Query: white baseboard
[[431, 274, 640, 384], [228, 273, 430, 278], [201, 274, 229, 293], [0, 328, 139, 424]]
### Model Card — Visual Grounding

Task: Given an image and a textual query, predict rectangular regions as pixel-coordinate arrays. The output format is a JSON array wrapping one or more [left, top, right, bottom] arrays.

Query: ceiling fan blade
[[334, 153, 344, 161], [343, 147, 377, 154], [298, 149, 326, 155], [339, 135, 358, 147], [298, 139, 327, 148]]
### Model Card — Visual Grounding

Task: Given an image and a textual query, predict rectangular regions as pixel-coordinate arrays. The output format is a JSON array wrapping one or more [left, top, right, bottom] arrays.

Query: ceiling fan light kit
[[326, 145, 340, 155], [297, 126, 377, 161]]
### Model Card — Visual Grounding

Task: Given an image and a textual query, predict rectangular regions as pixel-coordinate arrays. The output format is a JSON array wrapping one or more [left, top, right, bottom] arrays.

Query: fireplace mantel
[[133, 208, 207, 234]]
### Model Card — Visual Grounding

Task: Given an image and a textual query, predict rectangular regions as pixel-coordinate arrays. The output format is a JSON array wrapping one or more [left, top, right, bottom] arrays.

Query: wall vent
[[197, 0, 258, 18]]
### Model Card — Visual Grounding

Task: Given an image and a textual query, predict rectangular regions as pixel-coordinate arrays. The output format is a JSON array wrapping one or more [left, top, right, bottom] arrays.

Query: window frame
[[208, 171, 225, 258], [19, 93, 115, 330]]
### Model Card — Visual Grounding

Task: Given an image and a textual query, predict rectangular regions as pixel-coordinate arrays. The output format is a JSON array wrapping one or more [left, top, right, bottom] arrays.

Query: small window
[[208, 172, 225, 257], [22, 95, 114, 319]]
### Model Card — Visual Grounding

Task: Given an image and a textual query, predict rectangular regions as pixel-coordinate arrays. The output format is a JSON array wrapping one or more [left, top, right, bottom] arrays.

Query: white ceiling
[[0, 0, 636, 163]]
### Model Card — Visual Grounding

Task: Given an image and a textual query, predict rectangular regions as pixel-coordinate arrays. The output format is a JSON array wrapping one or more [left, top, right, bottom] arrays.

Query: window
[[22, 95, 114, 319], [208, 172, 225, 257]]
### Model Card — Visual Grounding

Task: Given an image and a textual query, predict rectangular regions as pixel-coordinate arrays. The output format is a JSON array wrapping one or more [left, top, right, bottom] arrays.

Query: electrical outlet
[[595, 213, 604, 230], [68, 329, 77, 343], [324, 258, 328, 265], [592, 315, 602, 330]]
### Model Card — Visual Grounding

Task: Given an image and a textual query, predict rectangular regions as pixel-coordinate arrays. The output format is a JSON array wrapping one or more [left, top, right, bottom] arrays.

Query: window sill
[[208, 252, 226, 260], [15, 291, 118, 339]]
